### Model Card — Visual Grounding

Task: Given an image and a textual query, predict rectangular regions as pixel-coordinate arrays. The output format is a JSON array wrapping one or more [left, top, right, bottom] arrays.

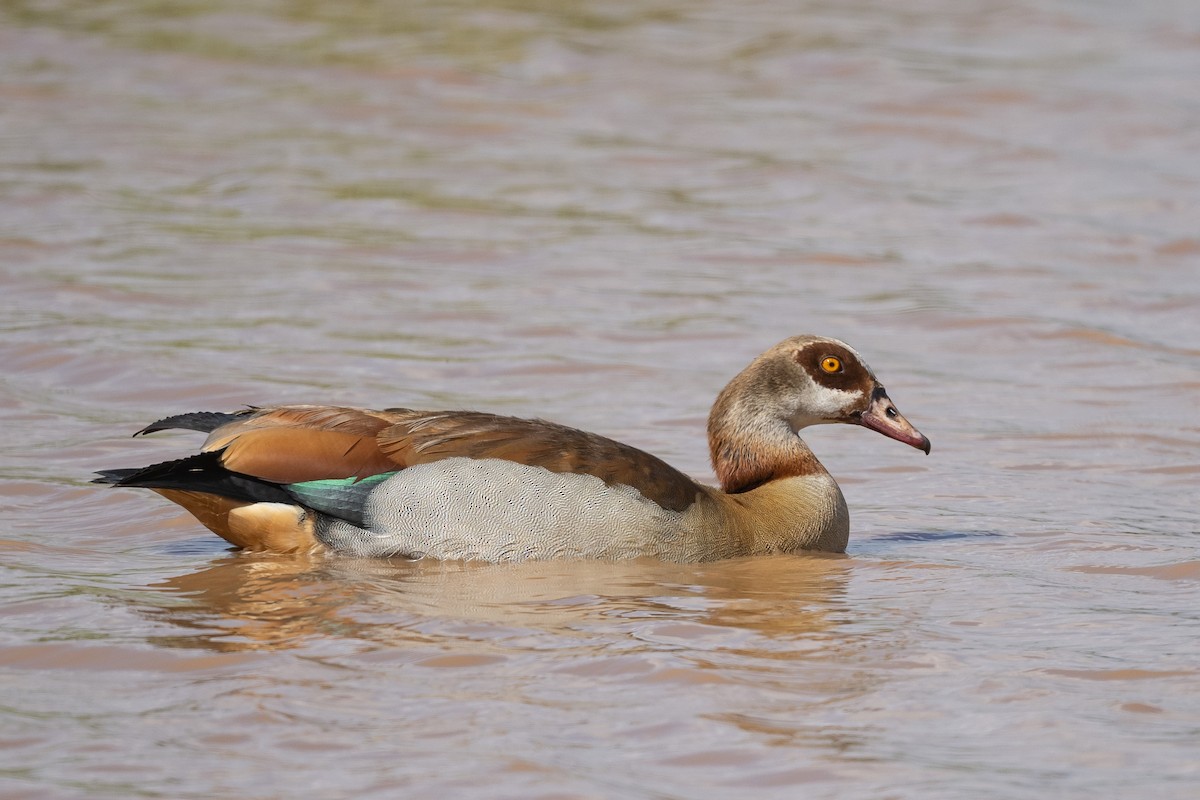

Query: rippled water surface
[[2, 1, 1199, 798]]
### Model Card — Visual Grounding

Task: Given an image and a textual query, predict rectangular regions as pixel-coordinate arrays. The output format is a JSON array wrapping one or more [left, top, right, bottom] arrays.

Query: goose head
[[708, 335, 930, 493], [778, 335, 930, 451]]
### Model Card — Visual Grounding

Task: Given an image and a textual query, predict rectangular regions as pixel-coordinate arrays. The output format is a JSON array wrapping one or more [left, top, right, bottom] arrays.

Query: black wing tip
[[92, 469, 138, 485], [91, 451, 292, 505], [92, 452, 222, 487], [134, 411, 244, 437]]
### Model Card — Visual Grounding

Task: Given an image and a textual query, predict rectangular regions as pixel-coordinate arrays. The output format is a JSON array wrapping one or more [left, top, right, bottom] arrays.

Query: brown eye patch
[[794, 342, 872, 392]]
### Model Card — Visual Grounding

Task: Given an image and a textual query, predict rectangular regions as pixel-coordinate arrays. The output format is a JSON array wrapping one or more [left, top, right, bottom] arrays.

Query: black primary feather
[[92, 450, 293, 505], [92, 468, 140, 484], [134, 410, 249, 437]]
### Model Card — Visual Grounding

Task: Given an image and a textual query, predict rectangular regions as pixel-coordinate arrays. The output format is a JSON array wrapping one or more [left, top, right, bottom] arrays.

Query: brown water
[[2, 1, 1199, 797]]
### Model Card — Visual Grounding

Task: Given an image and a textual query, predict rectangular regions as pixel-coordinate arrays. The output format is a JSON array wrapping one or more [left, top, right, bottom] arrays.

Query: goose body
[[95, 335, 930, 561]]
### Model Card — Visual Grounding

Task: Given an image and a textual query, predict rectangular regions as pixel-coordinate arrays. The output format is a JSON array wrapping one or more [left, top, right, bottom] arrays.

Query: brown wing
[[376, 410, 702, 512], [200, 405, 403, 484], [195, 404, 701, 512]]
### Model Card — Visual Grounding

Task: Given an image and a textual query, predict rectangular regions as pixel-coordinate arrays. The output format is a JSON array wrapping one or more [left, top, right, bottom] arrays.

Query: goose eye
[[820, 356, 842, 374]]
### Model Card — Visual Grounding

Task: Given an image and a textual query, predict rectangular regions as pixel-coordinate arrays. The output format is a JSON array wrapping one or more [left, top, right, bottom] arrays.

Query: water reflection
[[867, 529, 1004, 543], [143, 552, 854, 653]]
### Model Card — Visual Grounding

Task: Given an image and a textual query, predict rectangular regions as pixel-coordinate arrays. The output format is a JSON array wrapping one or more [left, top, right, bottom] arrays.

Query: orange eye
[[820, 356, 842, 373]]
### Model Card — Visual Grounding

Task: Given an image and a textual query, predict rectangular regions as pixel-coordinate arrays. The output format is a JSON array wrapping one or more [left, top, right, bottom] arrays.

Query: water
[[2, 1, 1198, 797]]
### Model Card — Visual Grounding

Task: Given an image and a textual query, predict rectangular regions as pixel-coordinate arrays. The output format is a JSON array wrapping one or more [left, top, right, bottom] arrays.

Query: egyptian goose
[[95, 335, 929, 560]]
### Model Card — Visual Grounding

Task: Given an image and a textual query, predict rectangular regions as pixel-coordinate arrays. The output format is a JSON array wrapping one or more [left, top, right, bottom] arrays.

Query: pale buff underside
[[312, 457, 850, 561], [152, 490, 321, 554]]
